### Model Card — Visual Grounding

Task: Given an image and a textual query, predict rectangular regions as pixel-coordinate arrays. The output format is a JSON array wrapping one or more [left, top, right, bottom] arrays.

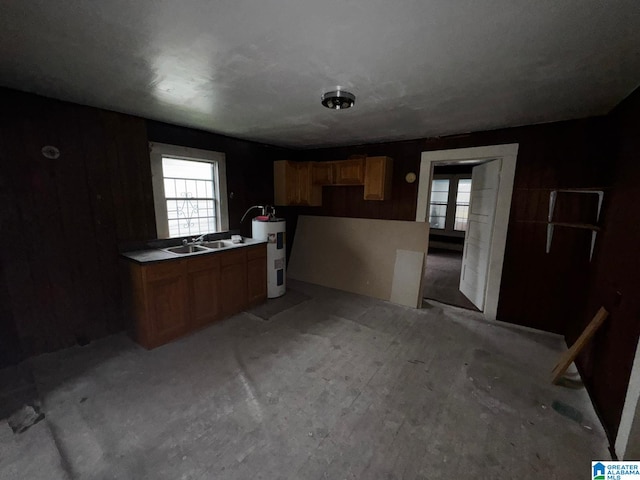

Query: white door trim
[[416, 143, 519, 320]]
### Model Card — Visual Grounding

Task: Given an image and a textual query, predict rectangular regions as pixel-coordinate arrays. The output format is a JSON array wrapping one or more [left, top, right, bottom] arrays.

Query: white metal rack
[[546, 189, 604, 261]]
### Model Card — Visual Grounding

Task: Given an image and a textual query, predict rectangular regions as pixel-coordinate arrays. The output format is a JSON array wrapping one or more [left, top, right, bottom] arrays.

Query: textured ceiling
[[1, 0, 639, 148]]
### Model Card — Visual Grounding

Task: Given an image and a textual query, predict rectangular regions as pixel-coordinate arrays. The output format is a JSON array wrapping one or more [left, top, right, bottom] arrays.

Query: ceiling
[[1, 1, 639, 148]]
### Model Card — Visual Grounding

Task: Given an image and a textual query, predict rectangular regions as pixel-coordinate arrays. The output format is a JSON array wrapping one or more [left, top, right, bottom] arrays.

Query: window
[[150, 143, 229, 239], [428, 175, 472, 234], [429, 179, 450, 229], [454, 179, 472, 231]]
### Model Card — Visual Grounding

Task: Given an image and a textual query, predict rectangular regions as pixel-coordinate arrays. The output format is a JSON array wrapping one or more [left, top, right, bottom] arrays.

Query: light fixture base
[[321, 90, 355, 110]]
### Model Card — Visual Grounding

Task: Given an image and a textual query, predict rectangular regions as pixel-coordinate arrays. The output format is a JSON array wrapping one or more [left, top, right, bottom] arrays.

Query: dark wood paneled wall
[[574, 87, 640, 444], [286, 117, 610, 335], [0, 90, 291, 364], [0, 89, 155, 360]]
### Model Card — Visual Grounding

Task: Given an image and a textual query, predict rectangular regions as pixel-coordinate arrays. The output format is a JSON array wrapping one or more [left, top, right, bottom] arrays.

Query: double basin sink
[[164, 240, 235, 255]]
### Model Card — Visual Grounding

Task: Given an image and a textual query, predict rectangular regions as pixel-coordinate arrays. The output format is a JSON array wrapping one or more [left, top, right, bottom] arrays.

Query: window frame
[[149, 142, 229, 239], [429, 173, 472, 237]]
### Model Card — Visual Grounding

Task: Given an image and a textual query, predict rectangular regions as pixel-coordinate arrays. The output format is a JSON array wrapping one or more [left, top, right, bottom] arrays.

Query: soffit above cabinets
[[1, 0, 639, 148]]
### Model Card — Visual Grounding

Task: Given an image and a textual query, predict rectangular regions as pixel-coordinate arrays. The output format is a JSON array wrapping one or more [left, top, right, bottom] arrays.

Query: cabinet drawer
[[186, 253, 220, 273], [144, 260, 185, 281], [220, 249, 246, 267], [246, 245, 267, 260]]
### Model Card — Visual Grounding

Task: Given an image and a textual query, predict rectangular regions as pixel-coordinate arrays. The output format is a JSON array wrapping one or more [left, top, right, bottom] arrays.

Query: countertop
[[121, 237, 267, 264]]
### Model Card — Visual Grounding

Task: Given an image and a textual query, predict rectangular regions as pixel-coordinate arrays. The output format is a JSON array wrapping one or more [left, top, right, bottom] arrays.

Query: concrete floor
[[1, 280, 609, 479], [423, 249, 478, 311]]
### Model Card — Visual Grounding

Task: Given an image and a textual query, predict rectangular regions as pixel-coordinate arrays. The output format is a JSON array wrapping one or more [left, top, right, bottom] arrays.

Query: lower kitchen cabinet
[[220, 249, 248, 316], [144, 262, 188, 348], [187, 254, 221, 329], [123, 244, 267, 349], [247, 246, 268, 305]]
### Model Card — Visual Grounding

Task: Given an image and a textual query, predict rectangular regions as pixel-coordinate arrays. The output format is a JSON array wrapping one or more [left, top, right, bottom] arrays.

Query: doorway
[[422, 164, 477, 310], [416, 144, 519, 320]]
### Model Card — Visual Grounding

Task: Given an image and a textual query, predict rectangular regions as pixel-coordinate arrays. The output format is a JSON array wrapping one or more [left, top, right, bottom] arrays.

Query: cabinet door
[[312, 162, 333, 185], [288, 162, 302, 205], [220, 250, 247, 316], [274, 160, 288, 206], [295, 162, 310, 204], [187, 255, 221, 329], [334, 159, 365, 185], [296, 163, 322, 206], [146, 273, 188, 347], [274, 160, 321, 206], [274, 160, 299, 206], [247, 247, 267, 305], [364, 156, 393, 200]]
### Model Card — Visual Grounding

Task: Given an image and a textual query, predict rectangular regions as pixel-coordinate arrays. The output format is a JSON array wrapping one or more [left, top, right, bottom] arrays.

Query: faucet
[[191, 234, 207, 244]]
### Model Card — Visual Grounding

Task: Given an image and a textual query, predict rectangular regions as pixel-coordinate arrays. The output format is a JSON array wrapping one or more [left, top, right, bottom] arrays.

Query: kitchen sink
[[165, 245, 208, 255], [201, 240, 233, 249]]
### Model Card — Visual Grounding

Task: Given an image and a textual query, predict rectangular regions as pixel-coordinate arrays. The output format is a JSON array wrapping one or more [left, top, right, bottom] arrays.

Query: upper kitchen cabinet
[[363, 156, 393, 201], [275, 156, 393, 205], [274, 160, 322, 206], [333, 159, 365, 185], [312, 162, 333, 186]]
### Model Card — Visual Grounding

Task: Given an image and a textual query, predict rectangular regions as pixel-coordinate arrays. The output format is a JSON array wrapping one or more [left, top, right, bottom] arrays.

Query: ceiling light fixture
[[321, 90, 355, 110]]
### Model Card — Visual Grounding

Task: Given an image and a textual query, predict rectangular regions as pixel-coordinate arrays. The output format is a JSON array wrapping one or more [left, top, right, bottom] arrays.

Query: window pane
[[455, 205, 470, 231], [162, 157, 214, 180], [455, 179, 472, 231], [164, 178, 176, 198], [430, 216, 446, 229], [457, 179, 472, 193], [184, 219, 197, 235], [175, 179, 188, 199], [166, 200, 179, 220], [195, 180, 206, 198], [430, 191, 449, 203], [160, 156, 220, 238], [168, 219, 181, 238], [199, 218, 212, 232], [429, 179, 450, 229], [184, 179, 197, 199], [429, 204, 447, 217], [175, 198, 189, 219], [429, 204, 447, 229], [430, 179, 449, 197], [456, 191, 471, 204]]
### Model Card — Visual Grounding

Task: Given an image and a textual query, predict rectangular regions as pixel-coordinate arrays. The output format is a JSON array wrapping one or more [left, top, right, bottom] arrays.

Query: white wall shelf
[[545, 189, 604, 261]]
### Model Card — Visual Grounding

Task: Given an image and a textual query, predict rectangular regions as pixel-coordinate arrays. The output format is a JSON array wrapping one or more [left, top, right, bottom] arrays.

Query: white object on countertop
[[231, 234, 243, 244], [252, 218, 286, 298]]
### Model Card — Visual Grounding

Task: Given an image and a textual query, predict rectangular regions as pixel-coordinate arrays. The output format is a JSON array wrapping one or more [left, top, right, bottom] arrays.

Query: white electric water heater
[[252, 217, 286, 298]]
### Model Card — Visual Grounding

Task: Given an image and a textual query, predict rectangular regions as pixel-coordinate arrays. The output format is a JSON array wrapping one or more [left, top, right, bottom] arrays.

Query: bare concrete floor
[[1, 280, 609, 479], [423, 249, 478, 311]]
